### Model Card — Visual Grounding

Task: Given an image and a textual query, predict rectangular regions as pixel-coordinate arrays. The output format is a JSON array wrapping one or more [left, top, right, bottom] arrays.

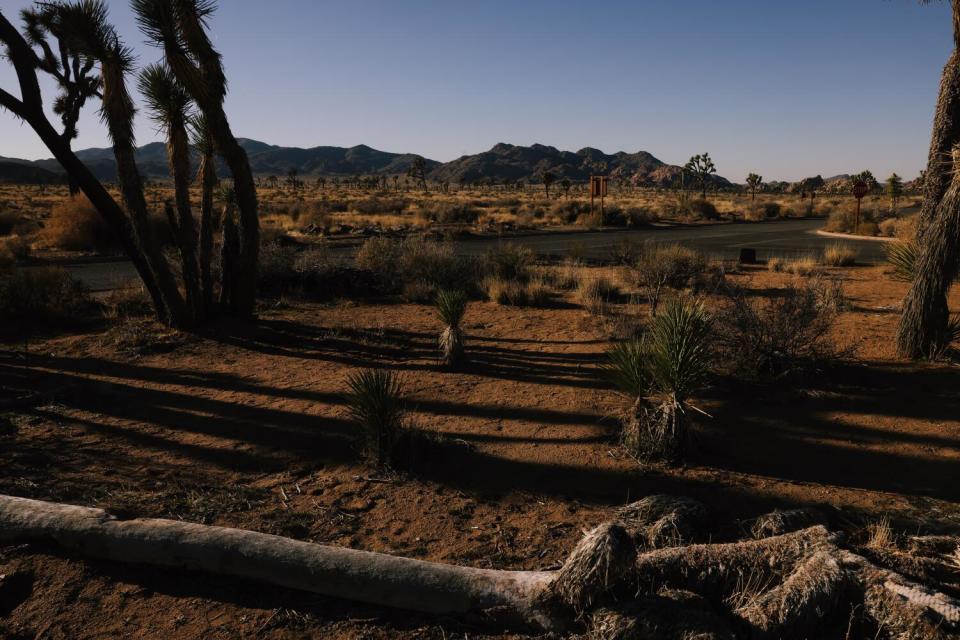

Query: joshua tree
[[560, 178, 572, 199], [886, 173, 904, 214], [138, 62, 203, 321], [746, 173, 762, 201], [896, 2, 960, 357], [191, 113, 217, 310], [799, 175, 825, 214], [407, 157, 428, 191], [133, 0, 260, 317], [434, 289, 467, 367], [19, 3, 102, 195], [0, 0, 258, 327], [684, 153, 716, 200], [286, 167, 299, 190], [541, 171, 556, 197], [852, 170, 878, 193]]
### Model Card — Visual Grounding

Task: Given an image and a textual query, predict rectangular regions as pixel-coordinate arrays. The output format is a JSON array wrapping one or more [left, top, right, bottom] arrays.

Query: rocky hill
[[2, 140, 735, 187], [428, 142, 730, 188]]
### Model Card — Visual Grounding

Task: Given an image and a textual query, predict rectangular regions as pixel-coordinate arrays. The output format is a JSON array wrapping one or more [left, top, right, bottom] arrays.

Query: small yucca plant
[[435, 289, 468, 366], [884, 240, 916, 283], [346, 368, 405, 467], [604, 298, 712, 463]]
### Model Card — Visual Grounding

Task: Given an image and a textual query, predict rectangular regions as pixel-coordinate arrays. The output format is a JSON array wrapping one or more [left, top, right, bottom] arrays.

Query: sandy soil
[[0, 265, 958, 638]]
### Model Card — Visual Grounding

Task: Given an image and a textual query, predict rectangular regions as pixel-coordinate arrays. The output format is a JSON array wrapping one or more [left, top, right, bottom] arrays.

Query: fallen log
[[0, 495, 556, 630], [0, 494, 957, 638]]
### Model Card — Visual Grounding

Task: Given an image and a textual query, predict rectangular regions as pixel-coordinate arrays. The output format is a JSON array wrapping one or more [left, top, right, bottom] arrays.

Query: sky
[[0, 0, 953, 182]]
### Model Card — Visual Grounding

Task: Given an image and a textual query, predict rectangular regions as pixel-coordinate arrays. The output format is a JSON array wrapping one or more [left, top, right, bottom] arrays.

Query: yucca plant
[[346, 368, 405, 468], [435, 289, 468, 367], [604, 298, 712, 463], [884, 240, 917, 283]]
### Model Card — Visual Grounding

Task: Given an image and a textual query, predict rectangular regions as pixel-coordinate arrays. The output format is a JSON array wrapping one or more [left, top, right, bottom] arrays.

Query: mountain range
[[0, 139, 729, 187]]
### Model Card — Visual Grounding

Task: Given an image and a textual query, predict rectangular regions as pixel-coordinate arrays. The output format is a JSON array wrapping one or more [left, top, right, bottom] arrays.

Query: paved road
[[59, 219, 888, 292]]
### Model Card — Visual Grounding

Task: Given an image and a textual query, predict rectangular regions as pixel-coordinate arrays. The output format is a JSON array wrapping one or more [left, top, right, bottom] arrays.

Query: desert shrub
[[352, 197, 408, 216], [683, 199, 719, 220], [878, 219, 898, 237], [0, 235, 29, 266], [767, 256, 785, 272], [745, 202, 780, 221], [429, 201, 479, 224], [550, 200, 587, 224], [855, 221, 880, 236], [548, 257, 584, 290], [101, 286, 154, 319], [257, 241, 299, 293], [609, 238, 638, 265], [346, 368, 406, 468], [0, 211, 21, 235], [484, 243, 534, 282], [0, 266, 91, 332], [356, 236, 481, 299], [824, 208, 855, 233], [627, 244, 709, 315], [716, 280, 845, 381], [822, 243, 857, 267], [604, 298, 712, 463], [42, 194, 120, 251]]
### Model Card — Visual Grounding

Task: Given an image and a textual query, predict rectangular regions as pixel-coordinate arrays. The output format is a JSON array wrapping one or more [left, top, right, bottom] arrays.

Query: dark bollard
[[739, 248, 757, 264]]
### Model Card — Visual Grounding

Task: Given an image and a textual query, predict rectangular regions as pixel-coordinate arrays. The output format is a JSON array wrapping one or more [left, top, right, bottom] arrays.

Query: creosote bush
[[716, 279, 846, 382], [626, 243, 709, 315], [0, 266, 91, 332], [356, 236, 482, 300]]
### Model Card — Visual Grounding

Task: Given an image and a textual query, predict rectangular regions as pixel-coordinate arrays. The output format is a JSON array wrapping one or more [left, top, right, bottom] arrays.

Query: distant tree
[[684, 153, 716, 200], [541, 171, 556, 197], [407, 157, 428, 191], [316, 176, 326, 190], [886, 173, 904, 213], [286, 167, 299, 190], [799, 175, 825, 213], [560, 178, 572, 199], [266, 175, 279, 189], [852, 170, 878, 193], [746, 173, 762, 201]]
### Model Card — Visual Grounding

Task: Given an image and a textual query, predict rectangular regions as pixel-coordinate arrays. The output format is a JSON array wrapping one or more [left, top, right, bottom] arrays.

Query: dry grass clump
[[822, 243, 857, 267], [483, 275, 550, 306], [0, 266, 91, 332], [768, 255, 822, 277], [575, 275, 618, 315], [101, 286, 154, 320]]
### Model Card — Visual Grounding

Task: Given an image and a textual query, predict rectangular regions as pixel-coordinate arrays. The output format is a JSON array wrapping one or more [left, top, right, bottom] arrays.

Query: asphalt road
[[58, 218, 888, 292]]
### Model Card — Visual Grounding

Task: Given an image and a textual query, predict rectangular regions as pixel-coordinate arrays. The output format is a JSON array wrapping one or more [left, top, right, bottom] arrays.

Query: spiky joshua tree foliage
[[346, 369, 406, 469], [434, 289, 468, 367], [603, 298, 712, 463]]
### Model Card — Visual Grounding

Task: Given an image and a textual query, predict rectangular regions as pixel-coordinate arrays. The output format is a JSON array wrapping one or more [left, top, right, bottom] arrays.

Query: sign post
[[590, 175, 608, 226], [852, 180, 868, 233]]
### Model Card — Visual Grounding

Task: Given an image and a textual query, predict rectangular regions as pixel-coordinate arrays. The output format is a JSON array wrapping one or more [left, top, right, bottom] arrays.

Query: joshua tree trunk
[[896, 148, 960, 357], [198, 150, 217, 312], [219, 201, 240, 308], [166, 122, 203, 323], [100, 62, 188, 327], [897, 3, 960, 357]]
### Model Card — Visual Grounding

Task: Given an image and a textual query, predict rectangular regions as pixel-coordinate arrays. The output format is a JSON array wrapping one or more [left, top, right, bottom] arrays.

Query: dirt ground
[[0, 265, 958, 639]]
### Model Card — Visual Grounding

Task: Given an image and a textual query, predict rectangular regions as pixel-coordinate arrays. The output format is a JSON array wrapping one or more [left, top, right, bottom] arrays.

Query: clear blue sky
[[0, 0, 953, 181]]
